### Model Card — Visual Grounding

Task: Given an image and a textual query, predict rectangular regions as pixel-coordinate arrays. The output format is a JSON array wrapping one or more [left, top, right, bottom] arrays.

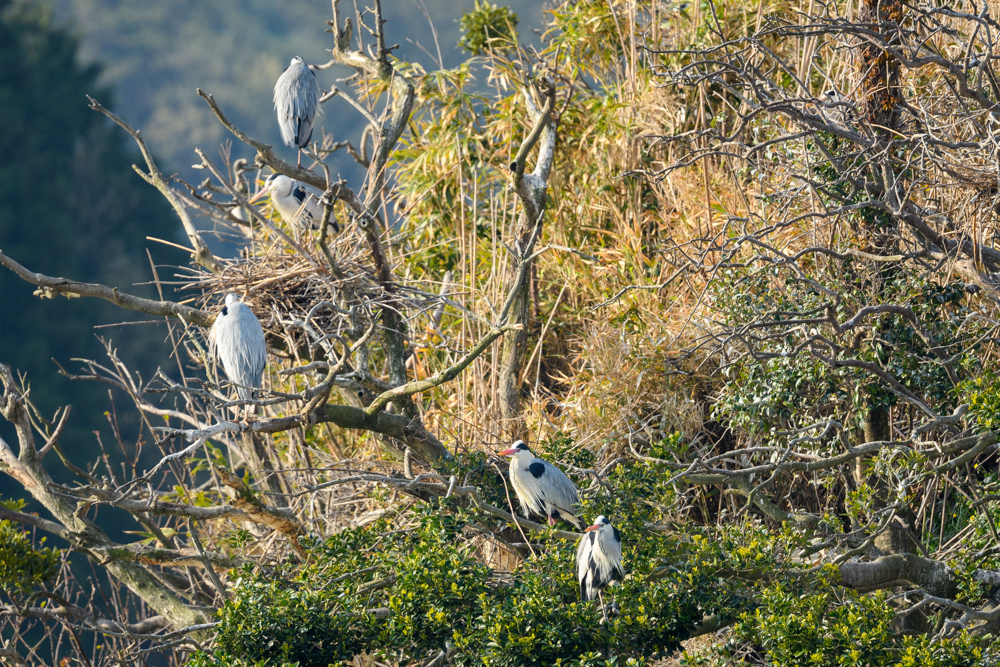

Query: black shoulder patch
[[612, 527, 621, 544], [220, 306, 228, 316], [527, 461, 546, 479], [292, 186, 307, 204]]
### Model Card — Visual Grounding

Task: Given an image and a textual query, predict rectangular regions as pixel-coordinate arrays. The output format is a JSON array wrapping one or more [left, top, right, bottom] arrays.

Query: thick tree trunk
[[854, 0, 923, 570], [242, 432, 288, 506], [854, 13, 925, 634], [496, 84, 557, 440], [498, 206, 541, 440]]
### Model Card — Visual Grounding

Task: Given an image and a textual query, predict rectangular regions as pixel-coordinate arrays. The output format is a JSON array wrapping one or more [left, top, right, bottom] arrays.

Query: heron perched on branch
[[820, 89, 855, 127], [497, 440, 582, 529], [210, 293, 266, 405], [576, 515, 623, 622], [249, 174, 338, 234], [274, 56, 320, 167]]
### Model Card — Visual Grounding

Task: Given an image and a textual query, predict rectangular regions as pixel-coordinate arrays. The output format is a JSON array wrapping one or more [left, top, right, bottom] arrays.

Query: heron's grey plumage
[[502, 440, 582, 529], [576, 516, 623, 602], [274, 57, 320, 149], [821, 89, 854, 127], [211, 293, 267, 401], [252, 174, 338, 233]]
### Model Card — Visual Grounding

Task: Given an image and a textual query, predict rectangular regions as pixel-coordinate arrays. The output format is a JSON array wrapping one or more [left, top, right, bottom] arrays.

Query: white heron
[[576, 515, 624, 622], [497, 440, 582, 529], [274, 56, 320, 167], [248, 174, 338, 234], [210, 293, 267, 405]]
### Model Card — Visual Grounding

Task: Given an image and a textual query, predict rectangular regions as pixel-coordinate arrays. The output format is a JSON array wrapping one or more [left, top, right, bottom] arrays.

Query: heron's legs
[[548, 515, 556, 527], [598, 590, 609, 624], [236, 399, 260, 425], [297, 149, 302, 168]]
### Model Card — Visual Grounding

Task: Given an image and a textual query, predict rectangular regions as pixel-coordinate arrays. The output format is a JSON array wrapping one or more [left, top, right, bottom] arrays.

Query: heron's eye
[[221, 306, 228, 316]]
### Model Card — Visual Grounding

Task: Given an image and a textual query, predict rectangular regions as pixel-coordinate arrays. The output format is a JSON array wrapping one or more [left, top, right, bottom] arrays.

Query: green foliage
[[0, 499, 60, 595], [689, 573, 989, 667], [711, 264, 985, 439], [187, 655, 297, 667], [458, 0, 519, 55], [547, 0, 627, 67], [957, 372, 1000, 432], [188, 461, 769, 666]]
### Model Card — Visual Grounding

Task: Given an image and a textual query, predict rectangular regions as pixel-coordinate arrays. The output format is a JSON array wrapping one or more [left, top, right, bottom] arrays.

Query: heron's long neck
[[509, 451, 530, 471]]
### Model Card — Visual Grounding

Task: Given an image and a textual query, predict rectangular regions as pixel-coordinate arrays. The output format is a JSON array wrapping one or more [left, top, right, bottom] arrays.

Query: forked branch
[[88, 96, 220, 274]]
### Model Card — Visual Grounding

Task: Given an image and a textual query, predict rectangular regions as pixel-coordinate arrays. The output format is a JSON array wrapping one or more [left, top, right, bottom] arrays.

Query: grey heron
[[497, 440, 582, 529], [249, 174, 338, 234], [210, 293, 267, 405], [576, 515, 624, 622], [274, 56, 320, 167], [820, 89, 854, 127]]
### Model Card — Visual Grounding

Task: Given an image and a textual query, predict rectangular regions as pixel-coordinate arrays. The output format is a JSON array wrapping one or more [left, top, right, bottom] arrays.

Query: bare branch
[[93, 544, 245, 570], [87, 96, 220, 273], [0, 251, 213, 327], [365, 323, 521, 415]]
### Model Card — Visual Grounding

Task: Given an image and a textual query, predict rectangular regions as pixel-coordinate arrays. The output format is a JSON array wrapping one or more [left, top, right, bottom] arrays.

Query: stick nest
[[181, 223, 419, 351]]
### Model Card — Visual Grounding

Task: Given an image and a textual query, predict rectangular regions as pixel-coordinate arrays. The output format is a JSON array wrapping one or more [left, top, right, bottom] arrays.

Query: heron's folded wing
[[541, 460, 580, 511]]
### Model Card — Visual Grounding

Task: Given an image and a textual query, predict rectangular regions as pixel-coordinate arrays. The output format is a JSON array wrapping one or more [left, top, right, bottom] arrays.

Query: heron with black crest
[[497, 440, 582, 529], [249, 173, 338, 235], [576, 515, 624, 623]]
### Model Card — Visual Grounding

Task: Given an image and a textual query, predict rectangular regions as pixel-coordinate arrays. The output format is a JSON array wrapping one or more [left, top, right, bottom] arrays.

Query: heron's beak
[[585, 524, 600, 532], [248, 187, 270, 204], [497, 448, 518, 456]]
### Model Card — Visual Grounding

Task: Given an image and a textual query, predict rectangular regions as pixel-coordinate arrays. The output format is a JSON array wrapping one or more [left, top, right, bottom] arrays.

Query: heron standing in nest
[[249, 173, 338, 235]]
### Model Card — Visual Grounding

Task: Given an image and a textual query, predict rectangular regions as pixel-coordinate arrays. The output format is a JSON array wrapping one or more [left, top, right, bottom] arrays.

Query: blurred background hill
[[0, 0, 182, 480], [44, 0, 543, 180]]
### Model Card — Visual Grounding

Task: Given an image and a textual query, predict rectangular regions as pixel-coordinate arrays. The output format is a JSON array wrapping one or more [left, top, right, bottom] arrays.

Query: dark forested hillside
[[0, 0, 181, 470]]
